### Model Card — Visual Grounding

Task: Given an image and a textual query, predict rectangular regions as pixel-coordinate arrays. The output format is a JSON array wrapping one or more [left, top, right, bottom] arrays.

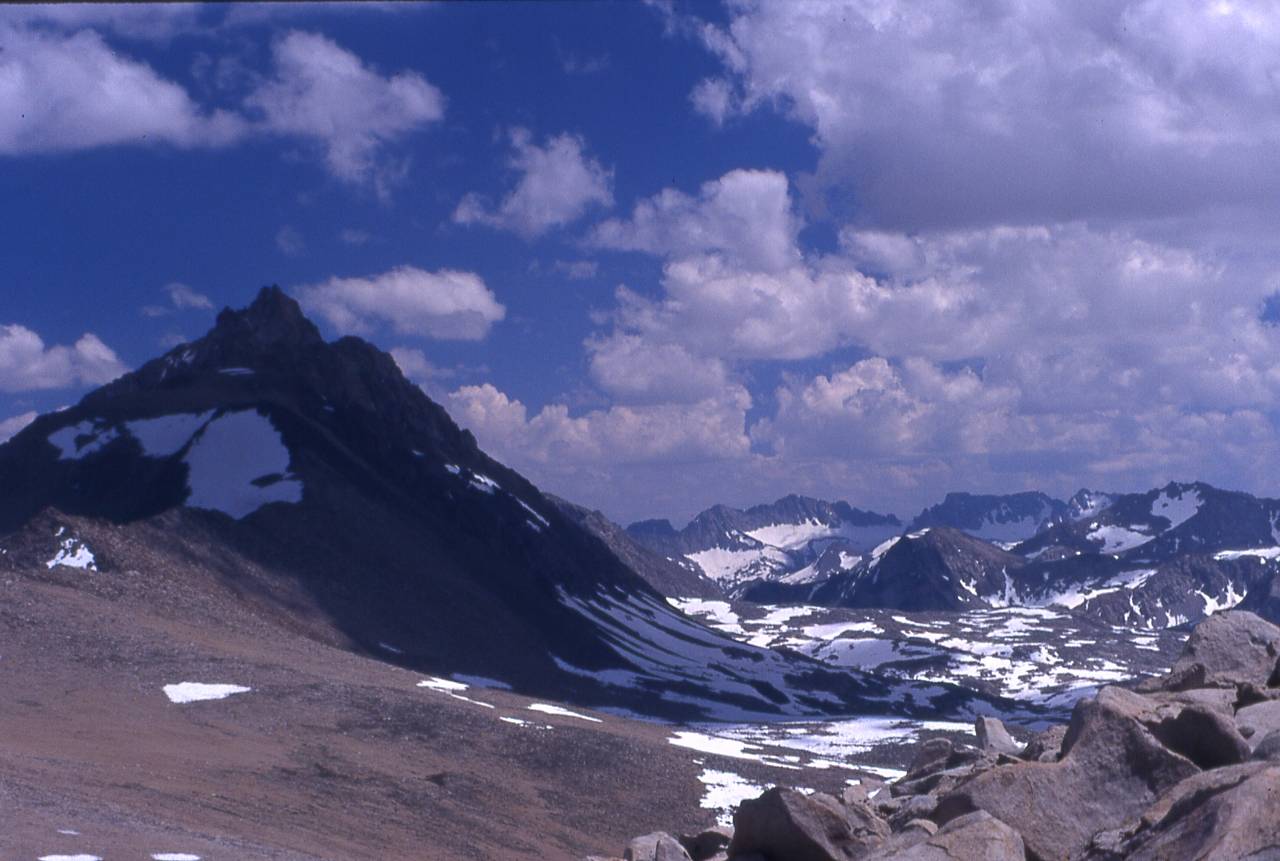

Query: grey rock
[[1019, 724, 1066, 762], [906, 738, 953, 777], [1158, 610, 1280, 691], [842, 776, 887, 807], [1237, 700, 1280, 750], [1142, 685, 1238, 716], [1116, 765, 1280, 860], [624, 832, 692, 861], [1060, 686, 1248, 769], [887, 795, 937, 831], [867, 811, 1024, 860], [935, 686, 1198, 861], [679, 826, 731, 861], [901, 819, 938, 836], [892, 758, 996, 800], [975, 716, 1021, 757], [1148, 703, 1251, 768], [729, 787, 889, 861], [1252, 729, 1280, 762]]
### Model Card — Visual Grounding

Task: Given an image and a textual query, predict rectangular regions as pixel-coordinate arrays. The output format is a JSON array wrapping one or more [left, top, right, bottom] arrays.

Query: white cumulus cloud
[[446, 382, 752, 468], [0, 26, 244, 155], [0, 410, 37, 443], [246, 30, 445, 192], [454, 128, 613, 238], [297, 265, 505, 340], [689, 0, 1280, 228], [0, 325, 127, 392]]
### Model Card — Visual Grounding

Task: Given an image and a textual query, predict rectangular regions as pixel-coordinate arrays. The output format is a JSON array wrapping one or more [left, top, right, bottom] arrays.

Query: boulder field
[[593, 610, 1280, 861]]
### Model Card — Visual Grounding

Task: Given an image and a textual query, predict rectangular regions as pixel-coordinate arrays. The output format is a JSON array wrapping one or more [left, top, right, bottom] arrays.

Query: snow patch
[[1214, 547, 1280, 560], [47, 536, 96, 570], [1086, 524, 1152, 554], [685, 545, 789, 584], [418, 677, 495, 708], [48, 421, 120, 460], [469, 473, 500, 494], [1151, 487, 1202, 530], [163, 683, 251, 704], [515, 496, 550, 528], [184, 410, 302, 519], [125, 411, 214, 457], [697, 768, 767, 826], [528, 703, 602, 722]]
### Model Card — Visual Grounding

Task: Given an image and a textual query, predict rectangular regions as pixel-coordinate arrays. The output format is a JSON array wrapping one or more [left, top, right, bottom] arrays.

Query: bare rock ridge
[[598, 610, 1280, 861], [0, 286, 1005, 722]]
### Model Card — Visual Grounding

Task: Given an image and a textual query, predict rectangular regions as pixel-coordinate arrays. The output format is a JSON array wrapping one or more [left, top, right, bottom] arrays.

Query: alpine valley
[[6, 290, 1280, 859]]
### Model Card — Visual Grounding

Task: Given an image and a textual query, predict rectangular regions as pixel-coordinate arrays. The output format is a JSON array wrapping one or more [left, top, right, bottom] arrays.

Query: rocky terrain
[[594, 610, 1280, 861]]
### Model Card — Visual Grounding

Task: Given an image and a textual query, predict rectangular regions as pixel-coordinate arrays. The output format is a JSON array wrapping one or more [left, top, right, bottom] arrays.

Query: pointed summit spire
[[212, 285, 324, 350]]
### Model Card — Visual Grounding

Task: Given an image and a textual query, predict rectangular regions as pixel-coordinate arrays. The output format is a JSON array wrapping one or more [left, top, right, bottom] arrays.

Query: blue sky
[[5, 2, 1280, 524]]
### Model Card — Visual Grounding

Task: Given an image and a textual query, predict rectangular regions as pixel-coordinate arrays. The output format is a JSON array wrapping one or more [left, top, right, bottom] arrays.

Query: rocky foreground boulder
[[594, 610, 1280, 861]]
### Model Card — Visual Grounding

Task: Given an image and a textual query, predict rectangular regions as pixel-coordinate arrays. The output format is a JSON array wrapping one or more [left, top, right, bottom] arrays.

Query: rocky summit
[[597, 610, 1280, 861]]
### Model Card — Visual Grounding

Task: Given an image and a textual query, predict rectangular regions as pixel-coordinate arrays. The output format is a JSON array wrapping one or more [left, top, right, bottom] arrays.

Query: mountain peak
[[211, 285, 323, 351]]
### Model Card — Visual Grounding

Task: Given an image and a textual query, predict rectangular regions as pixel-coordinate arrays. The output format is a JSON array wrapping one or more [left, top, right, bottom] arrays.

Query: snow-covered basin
[[667, 716, 971, 823]]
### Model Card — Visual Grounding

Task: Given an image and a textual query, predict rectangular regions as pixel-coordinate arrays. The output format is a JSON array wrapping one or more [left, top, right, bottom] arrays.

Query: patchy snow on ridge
[[48, 421, 121, 460], [469, 473, 500, 494], [1151, 487, 1202, 530], [418, 677, 495, 709], [1086, 523, 1152, 554], [184, 410, 302, 519], [125, 411, 215, 458], [1214, 547, 1280, 561], [46, 536, 96, 570], [745, 520, 899, 555], [561, 588, 962, 721], [528, 703, 602, 722], [685, 545, 789, 584], [163, 683, 251, 704], [1025, 569, 1156, 611], [152, 855, 202, 861]]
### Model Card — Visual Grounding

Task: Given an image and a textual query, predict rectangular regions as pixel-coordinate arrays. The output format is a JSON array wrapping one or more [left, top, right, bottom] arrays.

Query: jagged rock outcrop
[[598, 611, 1280, 861]]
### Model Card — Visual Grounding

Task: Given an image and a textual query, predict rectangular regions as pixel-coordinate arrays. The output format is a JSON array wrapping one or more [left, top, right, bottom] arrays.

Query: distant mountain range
[[622, 482, 1280, 631]]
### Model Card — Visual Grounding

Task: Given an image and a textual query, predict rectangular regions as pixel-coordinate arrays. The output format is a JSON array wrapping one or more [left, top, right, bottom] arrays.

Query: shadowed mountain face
[[910, 491, 1068, 543], [0, 287, 1005, 722]]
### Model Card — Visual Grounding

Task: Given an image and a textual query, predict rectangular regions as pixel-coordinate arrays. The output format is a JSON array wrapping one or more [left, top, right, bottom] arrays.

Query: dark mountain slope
[[0, 287, 1002, 722], [550, 496, 722, 599]]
